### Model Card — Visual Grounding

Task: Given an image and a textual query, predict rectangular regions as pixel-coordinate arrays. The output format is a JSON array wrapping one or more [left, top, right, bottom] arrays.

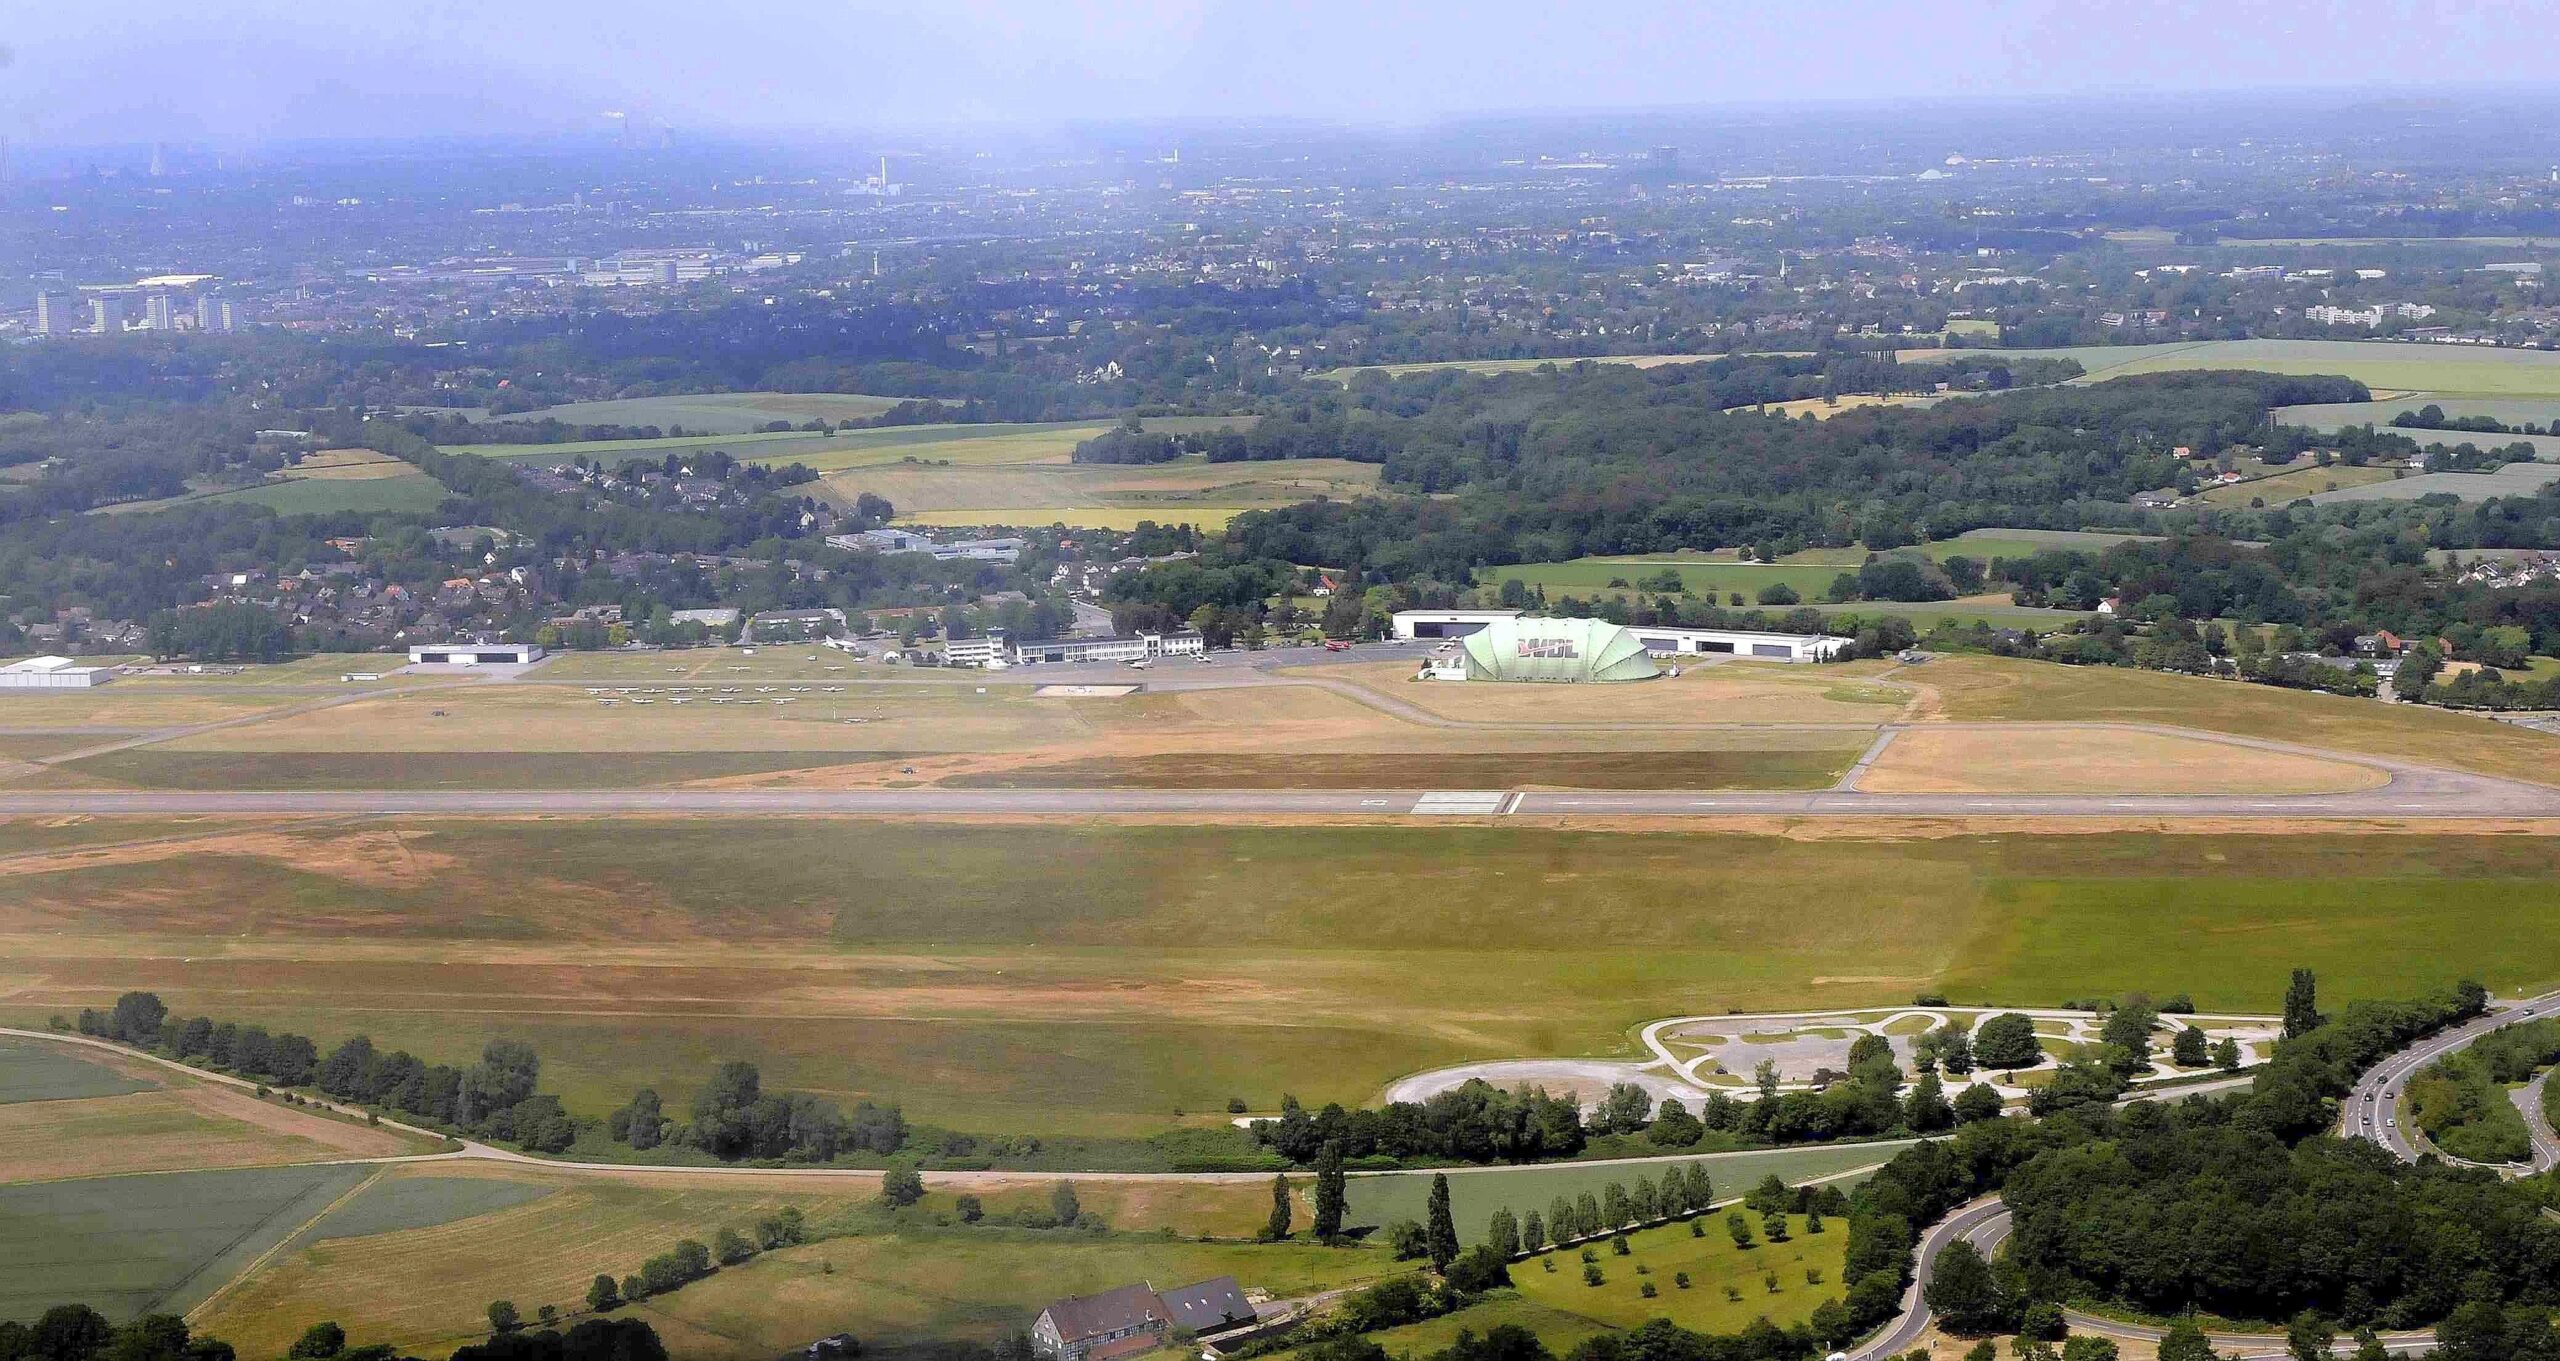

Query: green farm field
[[96, 448, 450, 518], [479, 393, 906, 434], [0, 1163, 372, 1322], [12, 819, 2560, 1139], [2195, 463, 2403, 507], [2277, 398, 2560, 431], [1900, 339, 2560, 399], [0, 1039, 156, 1102], [1317, 355, 1725, 382]]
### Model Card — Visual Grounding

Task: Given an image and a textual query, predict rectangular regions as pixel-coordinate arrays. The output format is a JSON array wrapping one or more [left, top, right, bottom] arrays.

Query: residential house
[[1030, 1278, 1256, 1361]]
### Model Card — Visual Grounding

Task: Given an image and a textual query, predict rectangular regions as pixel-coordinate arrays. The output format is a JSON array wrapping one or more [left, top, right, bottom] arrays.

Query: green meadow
[[0, 1165, 371, 1321]]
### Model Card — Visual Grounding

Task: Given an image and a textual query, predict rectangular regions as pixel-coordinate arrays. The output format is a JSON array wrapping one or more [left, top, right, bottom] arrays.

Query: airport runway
[[1, 771, 2557, 819]]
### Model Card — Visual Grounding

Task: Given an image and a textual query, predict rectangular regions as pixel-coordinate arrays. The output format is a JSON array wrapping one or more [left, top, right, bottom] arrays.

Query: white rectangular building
[[1624, 625, 1852, 662], [944, 632, 1008, 667], [407, 643, 545, 666], [1389, 609, 1850, 662], [1389, 608, 1523, 640], [0, 655, 114, 688], [1010, 631, 1204, 665]]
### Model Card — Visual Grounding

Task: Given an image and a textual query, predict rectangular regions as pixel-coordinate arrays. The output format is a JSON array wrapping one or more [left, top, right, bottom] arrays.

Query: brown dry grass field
[[292, 449, 422, 481], [1906, 654, 2560, 786], [198, 1165, 877, 1357], [0, 1040, 421, 1182], [1305, 660, 1914, 725], [52, 675, 1871, 791], [14, 818, 2560, 1140], [196, 1162, 1295, 1359], [1857, 726, 2390, 795]]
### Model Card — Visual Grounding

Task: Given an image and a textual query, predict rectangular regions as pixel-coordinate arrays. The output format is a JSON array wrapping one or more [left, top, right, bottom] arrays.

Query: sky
[[11, 0, 2560, 145]]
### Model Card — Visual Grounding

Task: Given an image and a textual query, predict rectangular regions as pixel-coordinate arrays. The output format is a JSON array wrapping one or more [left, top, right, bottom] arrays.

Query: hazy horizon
[[12, 0, 2560, 147]]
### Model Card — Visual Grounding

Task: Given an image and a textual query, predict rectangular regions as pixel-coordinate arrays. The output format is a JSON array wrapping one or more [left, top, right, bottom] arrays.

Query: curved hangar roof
[[1459, 616, 1660, 683]]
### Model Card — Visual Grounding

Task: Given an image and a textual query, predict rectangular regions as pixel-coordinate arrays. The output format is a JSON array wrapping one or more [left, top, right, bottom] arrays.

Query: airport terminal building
[[1391, 609, 1851, 665]]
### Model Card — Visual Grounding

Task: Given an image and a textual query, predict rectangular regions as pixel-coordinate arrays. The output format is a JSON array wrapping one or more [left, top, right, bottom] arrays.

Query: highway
[[1848, 998, 2560, 1361], [2338, 988, 2560, 1170]]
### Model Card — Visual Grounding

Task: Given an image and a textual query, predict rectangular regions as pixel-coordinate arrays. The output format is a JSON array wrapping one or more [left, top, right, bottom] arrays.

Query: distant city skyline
[[10, 0, 2560, 146]]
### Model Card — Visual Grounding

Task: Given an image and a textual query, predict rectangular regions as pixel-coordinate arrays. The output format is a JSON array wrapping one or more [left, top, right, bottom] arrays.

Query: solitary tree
[[1726, 1211, 1753, 1249], [288, 1323, 346, 1359], [1487, 1207, 1521, 1258], [1976, 1014, 2040, 1070], [1520, 1209, 1546, 1253], [1905, 1070, 1953, 1131], [2283, 968, 2322, 1040], [1922, 1242, 2005, 1334], [1313, 1143, 1347, 1243], [878, 1166, 925, 1207], [1425, 1173, 1460, 1271], [586, 1275, 620, 1313], [2286, 1311, 2336, 1361], [1263, 1175, 1293, 1242], [2172, 1026, 2211, 1067], [2213, 1037, 2243, 1071], [486, 1302, 521, 1336], [1050, 1180, 1082, 1227], [2157, 1319, 2217, 1361]]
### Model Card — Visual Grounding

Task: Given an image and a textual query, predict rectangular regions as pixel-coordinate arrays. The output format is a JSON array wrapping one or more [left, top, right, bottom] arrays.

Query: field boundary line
[[184, 1166, 384, 1320]]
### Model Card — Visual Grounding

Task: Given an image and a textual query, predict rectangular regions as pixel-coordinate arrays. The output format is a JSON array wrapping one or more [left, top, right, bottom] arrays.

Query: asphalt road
[[1844, 1195, 2012, 1359], [2338, 989, 2560, 1169], [1856, 995, 2560, 1359]]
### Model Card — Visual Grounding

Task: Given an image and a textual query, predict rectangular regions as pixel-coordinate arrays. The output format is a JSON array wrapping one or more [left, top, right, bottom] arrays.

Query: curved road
[[2339, 989, 2560, 1171], [1860, 992, 2560, 1359]]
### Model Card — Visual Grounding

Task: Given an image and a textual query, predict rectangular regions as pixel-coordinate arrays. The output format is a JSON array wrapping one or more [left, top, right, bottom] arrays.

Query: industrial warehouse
[[1391, 609, 1851, 677]]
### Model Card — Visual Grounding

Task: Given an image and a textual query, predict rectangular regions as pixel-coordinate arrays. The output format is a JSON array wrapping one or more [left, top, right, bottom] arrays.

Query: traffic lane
[[2339, 994, 2560, 1162], [1844, 1195, 2009, 1361]]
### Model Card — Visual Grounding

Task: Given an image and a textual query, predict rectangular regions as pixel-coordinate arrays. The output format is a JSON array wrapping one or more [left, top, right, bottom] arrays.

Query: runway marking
[[1410, 791, 1508, 815], [1499, 792, 1526, 815]]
